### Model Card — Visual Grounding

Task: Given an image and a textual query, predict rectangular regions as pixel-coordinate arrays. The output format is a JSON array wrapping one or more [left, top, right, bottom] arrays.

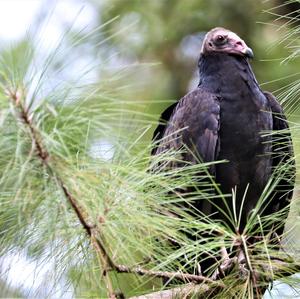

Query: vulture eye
[[215, 35, 227, 45]]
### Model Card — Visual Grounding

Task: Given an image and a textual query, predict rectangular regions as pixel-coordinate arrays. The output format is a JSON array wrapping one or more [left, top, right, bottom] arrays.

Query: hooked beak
[[244, 47, 254, 59], [232, 38, 254, 59]]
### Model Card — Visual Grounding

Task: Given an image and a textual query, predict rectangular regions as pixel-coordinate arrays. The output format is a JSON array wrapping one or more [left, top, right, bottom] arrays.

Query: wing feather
[[152, 88, 220, 170], [264, 91, 295, 229]]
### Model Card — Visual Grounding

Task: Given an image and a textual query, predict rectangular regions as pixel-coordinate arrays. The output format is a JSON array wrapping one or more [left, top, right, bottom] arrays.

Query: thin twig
[[8, 89, 117, 298], [92, 232, 116, 298], [113, 264, 222, 285], [7, 89, 300, 299], [129, 283, 210, 299], [8, 88, 222, 296]]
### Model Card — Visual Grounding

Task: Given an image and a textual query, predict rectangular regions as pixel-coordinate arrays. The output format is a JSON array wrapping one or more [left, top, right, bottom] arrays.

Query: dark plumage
[[152, 27, 295, 235]]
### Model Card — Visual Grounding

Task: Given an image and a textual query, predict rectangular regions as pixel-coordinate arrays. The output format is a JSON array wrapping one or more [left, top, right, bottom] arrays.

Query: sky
[[0, 0, 41, 41], [0, 0, 96, 42]]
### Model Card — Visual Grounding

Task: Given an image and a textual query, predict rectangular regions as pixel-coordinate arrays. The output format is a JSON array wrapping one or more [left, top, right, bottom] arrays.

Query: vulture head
[[201, 27, 254, 59]]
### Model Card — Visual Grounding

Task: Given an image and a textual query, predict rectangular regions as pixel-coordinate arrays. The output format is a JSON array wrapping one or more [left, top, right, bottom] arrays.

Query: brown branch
[[129, 283, 210, 299], [7, 89, 118, 299], [128, 257, 300, 299], [7, 89, 300, 299], [8, 88, 224, 297], [259, 257, 300, 277], [113, 264, 222, 286]]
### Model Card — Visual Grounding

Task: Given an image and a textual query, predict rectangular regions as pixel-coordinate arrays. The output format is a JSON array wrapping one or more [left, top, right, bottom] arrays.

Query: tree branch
[[6, 89, 300, 299], [129, 283, 210, 299], [114, 264, 222, 285], [7, 89, 118, 299], [127, 257, 300, 299]]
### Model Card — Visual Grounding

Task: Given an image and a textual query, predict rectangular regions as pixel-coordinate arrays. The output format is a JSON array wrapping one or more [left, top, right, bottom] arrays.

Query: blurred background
[[0, 0, 299, 297], [2, 0, 299, 116]]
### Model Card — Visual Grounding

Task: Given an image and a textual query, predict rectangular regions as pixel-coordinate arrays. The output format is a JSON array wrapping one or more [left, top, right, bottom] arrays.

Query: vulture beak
[[244, 47, 254, 59], [232, 37, 254, 59]]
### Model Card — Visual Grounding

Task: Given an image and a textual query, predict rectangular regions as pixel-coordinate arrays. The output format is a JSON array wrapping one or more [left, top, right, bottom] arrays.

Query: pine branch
[[113, 264, 221, 285], [5, 88, 299, 298], [7, 88, 118, 299], [127, 257, 300, 299], [6, 88, 222, 298], [129, 283, 211, 299]]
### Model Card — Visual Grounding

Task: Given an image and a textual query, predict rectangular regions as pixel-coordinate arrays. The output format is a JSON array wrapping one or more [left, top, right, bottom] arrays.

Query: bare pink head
[[201, 27, 253, 58]]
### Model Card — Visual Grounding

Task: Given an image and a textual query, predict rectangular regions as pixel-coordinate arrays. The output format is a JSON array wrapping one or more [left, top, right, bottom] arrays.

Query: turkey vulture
[[152, 28, 295, 238]]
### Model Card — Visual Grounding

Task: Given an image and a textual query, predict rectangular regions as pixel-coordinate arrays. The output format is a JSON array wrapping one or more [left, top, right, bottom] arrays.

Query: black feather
[[152, 52, 295, 233]]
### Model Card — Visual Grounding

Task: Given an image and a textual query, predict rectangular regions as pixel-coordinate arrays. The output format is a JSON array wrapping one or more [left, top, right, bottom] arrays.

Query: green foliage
[[91, 0, 299, 105], [0, 1, 299, 298]]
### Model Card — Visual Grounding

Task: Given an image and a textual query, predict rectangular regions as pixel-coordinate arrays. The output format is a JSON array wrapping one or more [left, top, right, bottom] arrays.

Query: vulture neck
[[198, 53, 259, 94]]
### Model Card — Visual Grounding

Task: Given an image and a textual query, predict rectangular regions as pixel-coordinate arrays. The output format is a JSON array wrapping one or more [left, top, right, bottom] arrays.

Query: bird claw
[[211, 257, 236, 280], [238, 261, 250, 279]]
